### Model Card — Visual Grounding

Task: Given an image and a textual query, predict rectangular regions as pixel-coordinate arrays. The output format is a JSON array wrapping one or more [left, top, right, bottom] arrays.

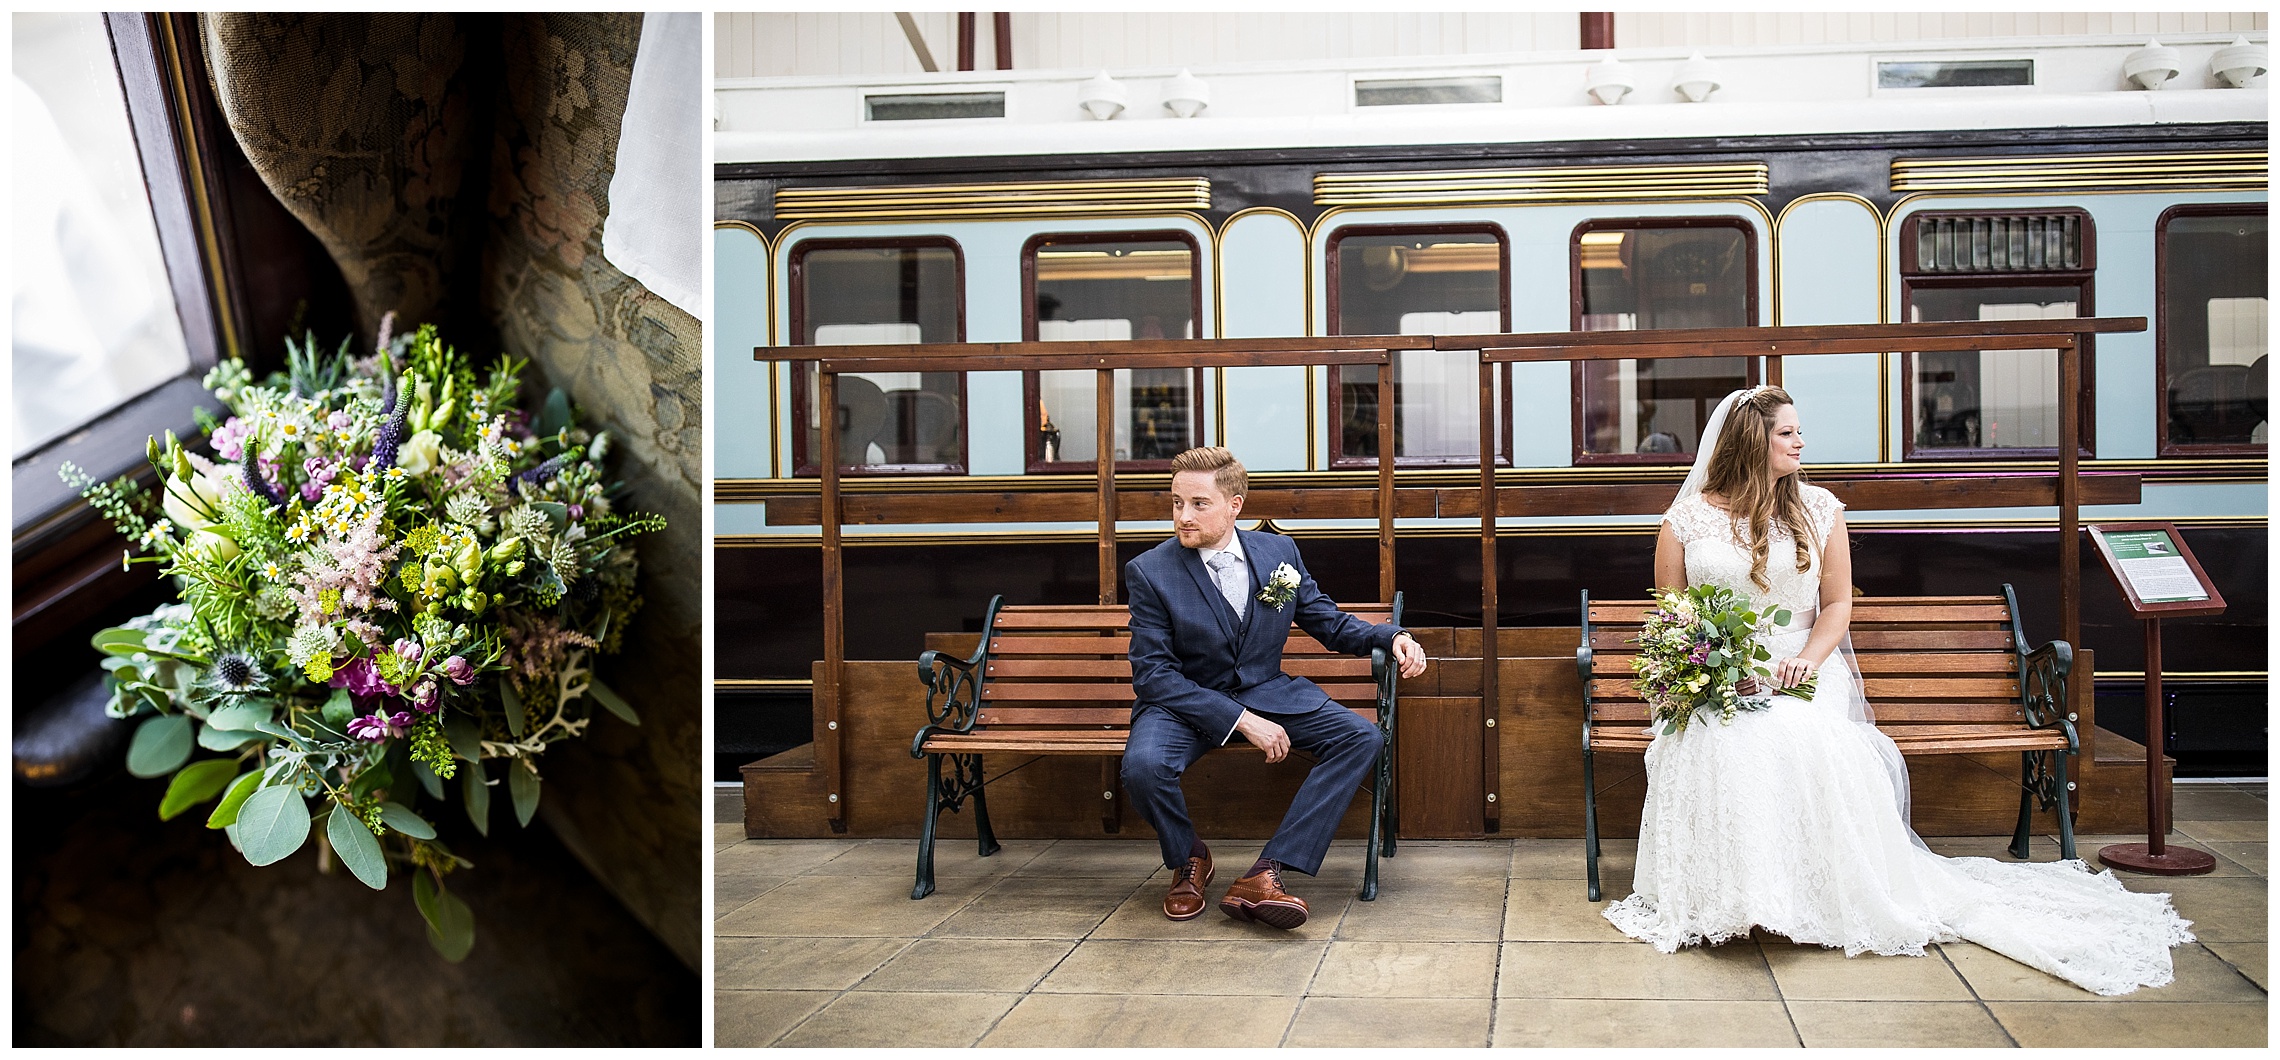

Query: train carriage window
[[1572, 219, 1756, 463], [1326, 226, 1509, 467], [1022, 232, 1202, 470], [1900, 209, 2094, 459], [788, 238, 967, 476], [2158, 206, 2266, 453]]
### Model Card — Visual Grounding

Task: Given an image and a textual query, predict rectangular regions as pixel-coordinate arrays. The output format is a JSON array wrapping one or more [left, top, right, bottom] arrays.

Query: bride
[[1603, 385, 2196, 996]]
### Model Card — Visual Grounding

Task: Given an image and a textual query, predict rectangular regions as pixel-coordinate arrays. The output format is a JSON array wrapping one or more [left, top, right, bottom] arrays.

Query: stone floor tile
[[1284, 996, 1493, 1047], [1307, 941, 1499, 997], [1924, 834, 2060, 861], [980, 993, 1300, 1048], [927, 875, 1137, 939], [2200, 942, 2268, 991], [2121, 875, 2266, 943], [713, 822, 746, 852], [1502, 879, 1633, 942], [1011, 840, 1175, 878], [714, 787, 745, 823], [717, 839, 862, 877], [2176, 819, 2266, 844], [714, 874, 984, 937], [2203, 842, 2267, 876], [776, 990, 1020, 1048], [714, 874, 790, 921], [807, 837, 1052, 879], [1489, 998, 1798, 1048], [1498, 941, 1778, 1000], [1091, 880, 1347, 942], [1761, 940, 1974, 1001], [854, 938, 1078, 993], [1786, 1000, 2014, 1048], [1358, 840, 1513, 879], [715, 935, 911, 990], [1034, 938, 1327, 996], [1509, 838, 1592, 880], [1334, 873, 1507, 942], [2171, 786, 2270, 821], [1987, 1002, 2267, 1048], [1941, 940, 2265, 1002], [714, 990, 833, 1048]]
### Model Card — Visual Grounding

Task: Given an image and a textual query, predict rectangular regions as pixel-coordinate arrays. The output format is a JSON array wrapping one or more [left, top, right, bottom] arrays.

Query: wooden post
[[2059, 338, 2081, 651], [993, 12, 1013, 70], [1097, 366, 1116, 604], [1478, 355, 1500, 831], [1377, 359, 1396, 603], [1767, 354, 1782, 389], [817, 366, 845, 829], [956, 12, 976, 71]]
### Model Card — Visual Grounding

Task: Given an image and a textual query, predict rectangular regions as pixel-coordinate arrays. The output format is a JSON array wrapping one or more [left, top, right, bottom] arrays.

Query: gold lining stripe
[[717, 678, 814, 690], [1891, 152, 2268, 192], [775, 178, 1211, 220], [1313, 163, 1770, 206]]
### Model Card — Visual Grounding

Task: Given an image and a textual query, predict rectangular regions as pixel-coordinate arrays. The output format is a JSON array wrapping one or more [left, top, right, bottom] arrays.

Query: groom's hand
[[1391, 632, 1428, 678], [1234, 710, 1290, 763]]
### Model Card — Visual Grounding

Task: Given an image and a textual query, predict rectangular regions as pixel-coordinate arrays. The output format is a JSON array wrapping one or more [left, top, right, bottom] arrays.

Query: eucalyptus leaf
[[126, 714, 194, 778], [158, 759, 239, 820], [443, 714, 480, 762], [208, 770, 263, 829], [379, 801, 437, 840], [411, 758, 445, 800], [508, 763, 540, 828], [537, 387, 572, 439], [462, 766, 490, 837], [352, 758, 397, 801], [254, 721, 309, 749], [327, 807, 389, 890], [322, 688, 355, 728], [502, 680, 526, 738], [587, 679, 640, 726], [92, 627, 148, 655], [414, 871, 476, 963], [198, 724, 263, 752], [205, 701, 273, 732], [236, 785, 312, 866]]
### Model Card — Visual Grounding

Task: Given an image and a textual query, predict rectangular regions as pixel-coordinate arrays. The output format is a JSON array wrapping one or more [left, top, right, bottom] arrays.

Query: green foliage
[[127, 714, 194, 778], [414, 870, 476, 962], [409, 716, 458, 780], [588, 679, 640, 727], [327, 803, 389, 889], [236, 784, 312, 866], [207, 770, 264, 829], [379, 801, 437, 840], [508, 760, 540, 828], [159, 759, 241, 820], [461, 764, 491, 837]]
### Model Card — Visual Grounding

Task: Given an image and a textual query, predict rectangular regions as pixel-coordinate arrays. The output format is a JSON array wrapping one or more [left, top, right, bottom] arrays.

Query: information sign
[[2086, 523, 2225, 619]]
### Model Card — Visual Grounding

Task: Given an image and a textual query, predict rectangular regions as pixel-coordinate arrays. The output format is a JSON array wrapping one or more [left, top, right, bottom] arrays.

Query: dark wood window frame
[[2155, 202, 2267, 458], [1018, 229, 1205, 473], [1898, 207, 2098, 462], [1323, 222, 1513, 469], [1568, 216, 1762, 466], [785, 234, 970, 477]]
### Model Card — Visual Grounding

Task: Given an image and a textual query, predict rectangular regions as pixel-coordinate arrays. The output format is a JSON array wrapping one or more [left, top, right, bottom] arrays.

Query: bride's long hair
[[1699, 386, 1815, 590]]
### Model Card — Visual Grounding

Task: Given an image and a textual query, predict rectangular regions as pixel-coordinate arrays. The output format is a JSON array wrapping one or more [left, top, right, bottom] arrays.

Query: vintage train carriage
[[714, 33, 2267, 801]]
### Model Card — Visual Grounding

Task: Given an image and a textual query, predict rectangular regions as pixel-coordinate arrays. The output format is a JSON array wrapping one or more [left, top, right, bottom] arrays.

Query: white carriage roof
[[716, 33, 2267, 164]]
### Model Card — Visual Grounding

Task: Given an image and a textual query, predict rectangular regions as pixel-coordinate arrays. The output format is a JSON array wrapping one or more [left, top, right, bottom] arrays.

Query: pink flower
[[393, 637, 423, 666], [329, 656, 400, 699], [348, 710, 415, 742], [409, 677, 440, 712], [212, 418, 251, 461], [301, 456, 339, 502], [444, 655, 475, 686], [328, 410, 353, 432], [567, 503, 584, 520]]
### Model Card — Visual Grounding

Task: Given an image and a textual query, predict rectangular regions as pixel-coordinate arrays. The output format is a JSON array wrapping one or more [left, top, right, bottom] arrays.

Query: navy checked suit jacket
[[1124, 529, 1403, 744]]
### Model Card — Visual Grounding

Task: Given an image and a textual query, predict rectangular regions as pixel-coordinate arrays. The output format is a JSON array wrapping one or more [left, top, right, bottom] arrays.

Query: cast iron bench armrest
[[911, 594, 1003, 758]]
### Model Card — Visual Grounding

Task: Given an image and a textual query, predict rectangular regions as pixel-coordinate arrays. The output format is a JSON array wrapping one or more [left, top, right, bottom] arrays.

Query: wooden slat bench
[[911, 593, 1404, 901], [1577, 585, 2078, 901]]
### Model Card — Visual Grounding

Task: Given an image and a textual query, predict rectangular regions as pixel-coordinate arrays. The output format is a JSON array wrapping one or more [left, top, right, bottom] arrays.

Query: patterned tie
[[1207, 551, 1247, 626]]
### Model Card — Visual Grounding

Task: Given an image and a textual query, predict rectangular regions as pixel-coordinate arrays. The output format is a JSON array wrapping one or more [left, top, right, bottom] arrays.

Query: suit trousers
[[1121, 701, 1386, 876]]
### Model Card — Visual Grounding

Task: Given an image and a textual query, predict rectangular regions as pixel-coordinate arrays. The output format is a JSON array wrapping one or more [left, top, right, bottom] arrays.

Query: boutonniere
[[1257, 562, 1300, 611]]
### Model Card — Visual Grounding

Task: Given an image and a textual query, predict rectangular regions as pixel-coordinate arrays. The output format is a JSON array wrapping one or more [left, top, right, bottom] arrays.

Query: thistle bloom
[[204, 651, 269, 695], [348, 710, 415, 742]]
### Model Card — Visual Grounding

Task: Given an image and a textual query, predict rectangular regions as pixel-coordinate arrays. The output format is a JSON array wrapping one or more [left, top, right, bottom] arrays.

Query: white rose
[[398, 429, 445, 476], [161, 470, 230, 531]]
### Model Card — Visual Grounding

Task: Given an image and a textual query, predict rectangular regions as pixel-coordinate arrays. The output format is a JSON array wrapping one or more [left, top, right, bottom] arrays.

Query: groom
[[1122, 446, 1428, 929]]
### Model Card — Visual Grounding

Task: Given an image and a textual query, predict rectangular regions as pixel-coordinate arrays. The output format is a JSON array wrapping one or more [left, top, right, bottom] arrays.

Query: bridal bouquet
[[1631, 584, 1815, 735], [61, 321, 663, 960]]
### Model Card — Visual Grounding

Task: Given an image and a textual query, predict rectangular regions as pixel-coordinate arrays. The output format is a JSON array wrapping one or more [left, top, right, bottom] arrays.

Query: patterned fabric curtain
[[200, 12, 700, 971]]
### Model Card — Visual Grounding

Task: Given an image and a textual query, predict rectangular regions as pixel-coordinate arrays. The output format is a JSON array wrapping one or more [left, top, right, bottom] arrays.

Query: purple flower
[[444, 655, 475, 686], [328, 410, 353, 432], [328, 656, 400, 698], [212, 417, 251, 461], [393, 637, 423, 666], [506, 451, 576, 498], [243, 454, 284, 508], [409, 677, 440, 712], [567, 503, 584, 520], [370, 383, 411, 472], [348, 710, 415, 742], [301, 457, 338, 502]]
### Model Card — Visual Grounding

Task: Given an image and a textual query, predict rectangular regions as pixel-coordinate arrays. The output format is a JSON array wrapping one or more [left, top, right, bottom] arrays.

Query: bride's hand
[[1771, 657, 1818, 689]]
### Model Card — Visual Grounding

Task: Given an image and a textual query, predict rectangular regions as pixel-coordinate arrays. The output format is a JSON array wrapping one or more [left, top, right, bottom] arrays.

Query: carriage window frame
[[785, 235, 970, 477], [1568, 216, 1762, 467], [1897, 207, 2096, 462], [1018, 229, 1206, 473], [1322, 222, 1513, 469], [2155, 203, 2266, 457]]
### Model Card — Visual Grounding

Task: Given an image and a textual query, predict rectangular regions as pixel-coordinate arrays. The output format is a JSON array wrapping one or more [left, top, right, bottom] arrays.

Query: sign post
[[2086, 523, 2227, 876]]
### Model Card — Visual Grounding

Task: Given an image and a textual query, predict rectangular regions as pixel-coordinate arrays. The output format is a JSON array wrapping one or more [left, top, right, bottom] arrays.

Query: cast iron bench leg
[[2054, 751, 2077, 861], [1584, 745, 1603, 902], [968, 755, 1002, 859], [913, 752, 943, 899], [1361, 741, 1389, 901], [2010, 751, 2038, 860]]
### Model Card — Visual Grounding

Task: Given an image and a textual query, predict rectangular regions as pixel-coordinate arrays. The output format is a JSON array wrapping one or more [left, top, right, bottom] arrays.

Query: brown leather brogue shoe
[[1219, 864, 1309, 929], [1163, 852, 1214, 921]]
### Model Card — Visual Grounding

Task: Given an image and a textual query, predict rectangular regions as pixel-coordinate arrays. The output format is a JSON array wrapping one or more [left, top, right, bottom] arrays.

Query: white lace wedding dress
[[1603, 486, 2196, 996]]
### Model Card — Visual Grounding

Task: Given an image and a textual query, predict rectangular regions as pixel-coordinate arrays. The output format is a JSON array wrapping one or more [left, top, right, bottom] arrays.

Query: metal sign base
[[2097, 842, 2217, 876]]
